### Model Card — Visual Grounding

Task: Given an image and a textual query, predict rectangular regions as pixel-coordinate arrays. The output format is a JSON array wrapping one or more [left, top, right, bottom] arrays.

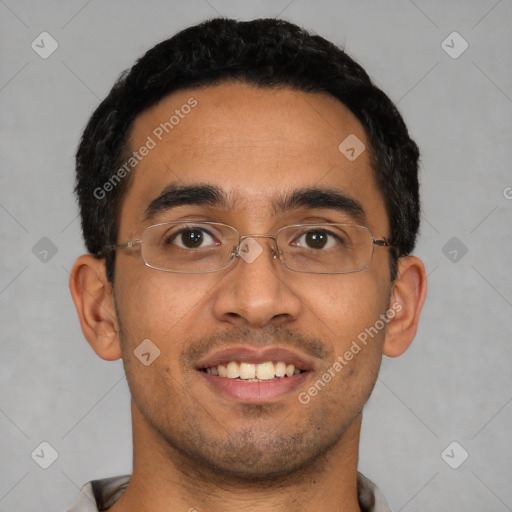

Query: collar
[[68, 472, 392, 511]]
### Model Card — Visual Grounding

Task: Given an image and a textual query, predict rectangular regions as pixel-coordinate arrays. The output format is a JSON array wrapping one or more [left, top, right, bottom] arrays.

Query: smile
[[201, 360, 304, 381]]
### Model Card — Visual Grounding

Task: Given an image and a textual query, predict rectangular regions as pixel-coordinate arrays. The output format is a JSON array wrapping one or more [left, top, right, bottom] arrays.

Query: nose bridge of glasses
[[235, 233, 280, 260]]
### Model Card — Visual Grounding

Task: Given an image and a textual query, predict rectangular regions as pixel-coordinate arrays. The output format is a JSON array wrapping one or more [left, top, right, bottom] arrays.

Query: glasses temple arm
[[96, 240, 142, 257], [373, 238, 394, 247]]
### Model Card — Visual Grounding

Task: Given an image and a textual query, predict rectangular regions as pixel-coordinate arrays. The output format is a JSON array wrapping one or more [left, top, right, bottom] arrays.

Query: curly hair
[[75, 17, 420, 282]]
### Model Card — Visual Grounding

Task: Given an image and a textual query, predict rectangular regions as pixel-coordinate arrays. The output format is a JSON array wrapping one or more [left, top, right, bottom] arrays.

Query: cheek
[[113, 267, 215, 353], [297, 271, 390, 344], [113, 271, 206, 408], [296, 271, 390, 398], [303, 278, 388, 411]]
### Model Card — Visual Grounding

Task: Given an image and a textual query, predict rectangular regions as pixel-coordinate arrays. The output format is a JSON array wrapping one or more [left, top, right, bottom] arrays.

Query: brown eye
[[305, 231, 328, 249], [180, 229, 204, 248], [293, 229, 340, 250], [167, 227, 219, 249]]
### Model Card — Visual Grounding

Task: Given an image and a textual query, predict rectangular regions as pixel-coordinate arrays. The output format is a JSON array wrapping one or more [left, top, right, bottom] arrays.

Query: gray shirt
[[68, 472, 392, 511]]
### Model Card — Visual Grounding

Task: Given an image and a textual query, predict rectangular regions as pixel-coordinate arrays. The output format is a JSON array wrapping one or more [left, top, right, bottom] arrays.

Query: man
[[68, 17, 426, 512]]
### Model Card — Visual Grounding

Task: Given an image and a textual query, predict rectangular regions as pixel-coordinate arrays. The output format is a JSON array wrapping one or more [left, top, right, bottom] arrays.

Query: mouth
[[195, 347, 314, 403], [200, 360, 304, 382]]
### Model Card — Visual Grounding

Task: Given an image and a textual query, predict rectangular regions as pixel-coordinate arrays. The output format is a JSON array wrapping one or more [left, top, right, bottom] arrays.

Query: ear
[[69, 254, 122, 361], [383, 256, 427, 358]]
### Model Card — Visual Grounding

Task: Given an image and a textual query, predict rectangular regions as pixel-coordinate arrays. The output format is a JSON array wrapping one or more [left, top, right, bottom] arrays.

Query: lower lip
[[199, 371, 309, 403]]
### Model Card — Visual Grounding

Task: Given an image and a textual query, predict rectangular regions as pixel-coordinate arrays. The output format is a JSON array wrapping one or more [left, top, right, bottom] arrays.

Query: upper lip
[[196, 346, 317, 371]]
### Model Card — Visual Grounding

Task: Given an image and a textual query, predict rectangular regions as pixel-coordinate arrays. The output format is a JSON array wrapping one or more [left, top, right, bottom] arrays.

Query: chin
[[167, 425, 338, 484]]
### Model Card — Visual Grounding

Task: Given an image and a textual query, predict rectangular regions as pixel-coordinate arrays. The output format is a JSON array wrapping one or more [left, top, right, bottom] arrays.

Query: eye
[[167, 227, 220, 249], [292, 229, 341, 250]]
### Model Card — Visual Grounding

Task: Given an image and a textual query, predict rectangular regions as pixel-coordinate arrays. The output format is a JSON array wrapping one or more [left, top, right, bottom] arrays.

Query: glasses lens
[[141, 222, 238, 273], [277, 224, 373, 274]]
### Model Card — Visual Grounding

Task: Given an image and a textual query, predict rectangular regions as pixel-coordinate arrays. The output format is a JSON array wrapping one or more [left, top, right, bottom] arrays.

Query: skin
[[70, 82, 427, 512]]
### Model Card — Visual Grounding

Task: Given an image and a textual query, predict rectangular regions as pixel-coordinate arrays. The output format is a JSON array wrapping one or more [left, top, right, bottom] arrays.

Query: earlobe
[[383, 256, 427, 358], [69, 254, 122, 361]]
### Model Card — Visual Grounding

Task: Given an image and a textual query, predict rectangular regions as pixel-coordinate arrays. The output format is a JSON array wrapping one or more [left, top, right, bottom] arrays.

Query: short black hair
[[75, 17, 420, 283]]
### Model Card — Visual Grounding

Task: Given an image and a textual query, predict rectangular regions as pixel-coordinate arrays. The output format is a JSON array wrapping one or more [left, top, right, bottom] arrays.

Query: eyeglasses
[[100, 221, 393, 274]]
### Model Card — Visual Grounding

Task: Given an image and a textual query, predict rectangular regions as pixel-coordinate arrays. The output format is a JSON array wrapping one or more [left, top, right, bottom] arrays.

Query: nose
[[211, 236, 303, 328]]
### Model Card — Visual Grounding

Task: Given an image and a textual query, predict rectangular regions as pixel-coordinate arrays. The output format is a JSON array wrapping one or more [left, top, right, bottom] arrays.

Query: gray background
[[1, 0, 511, 510]]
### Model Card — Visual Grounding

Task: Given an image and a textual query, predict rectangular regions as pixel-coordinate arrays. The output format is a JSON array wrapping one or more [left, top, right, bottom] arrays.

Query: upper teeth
[[205, 361, 301, 380]]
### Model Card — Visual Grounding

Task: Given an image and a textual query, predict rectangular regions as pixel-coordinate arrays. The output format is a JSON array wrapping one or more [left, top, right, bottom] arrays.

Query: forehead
[[120, 82, 387, 233]]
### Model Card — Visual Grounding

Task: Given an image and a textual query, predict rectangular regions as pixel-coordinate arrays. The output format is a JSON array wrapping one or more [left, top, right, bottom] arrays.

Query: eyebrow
[[143, 183, 367, 225], [143, 183, 229, 222], [272, 188, 367, 224]]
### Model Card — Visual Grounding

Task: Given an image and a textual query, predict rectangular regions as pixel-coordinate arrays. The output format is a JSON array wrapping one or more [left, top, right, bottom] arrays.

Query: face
[[113, 82, 393, 479]]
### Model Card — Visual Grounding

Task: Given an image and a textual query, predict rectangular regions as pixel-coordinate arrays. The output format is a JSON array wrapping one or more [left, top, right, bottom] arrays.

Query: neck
[[109, 402, 363, 512]]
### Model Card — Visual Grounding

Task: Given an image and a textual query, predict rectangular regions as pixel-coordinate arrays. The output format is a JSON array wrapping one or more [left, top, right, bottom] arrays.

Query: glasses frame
[[100, 221, 394, 275]]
